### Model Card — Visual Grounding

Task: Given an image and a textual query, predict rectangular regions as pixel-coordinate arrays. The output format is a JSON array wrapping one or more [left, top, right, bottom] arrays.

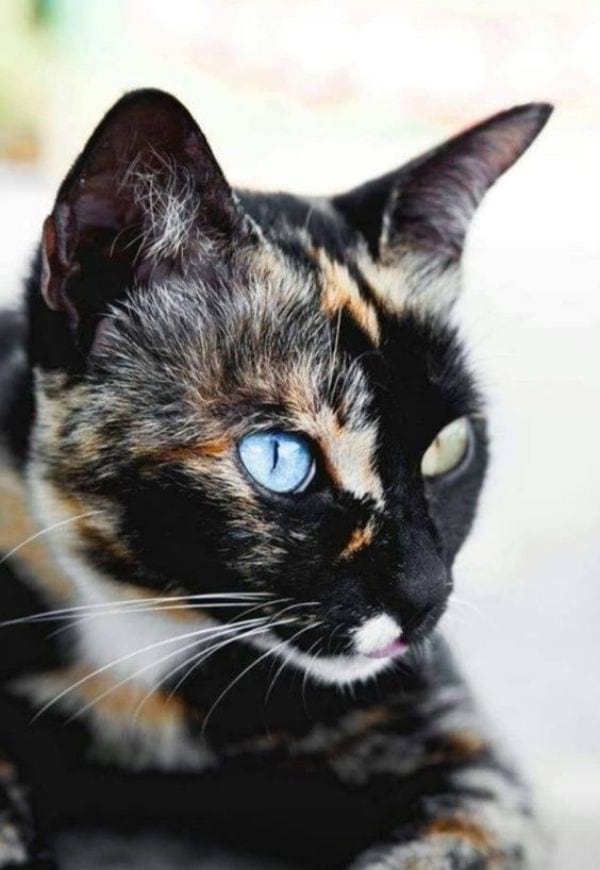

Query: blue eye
[[238, 431, 315, 494]]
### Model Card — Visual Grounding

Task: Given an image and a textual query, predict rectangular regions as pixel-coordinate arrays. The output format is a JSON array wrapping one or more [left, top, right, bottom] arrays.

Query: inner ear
[[40, 89, 243, 351]]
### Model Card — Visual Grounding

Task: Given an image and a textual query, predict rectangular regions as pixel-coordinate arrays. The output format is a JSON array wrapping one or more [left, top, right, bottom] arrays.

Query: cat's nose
[[395, 598, 446, 642], [388, 549, 450, 641]]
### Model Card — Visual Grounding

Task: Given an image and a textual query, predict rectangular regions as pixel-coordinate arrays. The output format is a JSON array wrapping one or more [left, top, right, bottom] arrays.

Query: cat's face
[[28, 91, 550, 684]]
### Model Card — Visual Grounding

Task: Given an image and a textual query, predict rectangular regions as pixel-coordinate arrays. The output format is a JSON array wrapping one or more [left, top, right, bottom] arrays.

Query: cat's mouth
[[350, 613, 407, 659], [362, 637, 408, 659], [250, 611, 410, 686]]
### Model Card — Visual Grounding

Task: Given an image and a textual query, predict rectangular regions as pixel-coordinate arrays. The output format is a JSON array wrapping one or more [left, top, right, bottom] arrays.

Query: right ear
[[39, 89, 246, 355]]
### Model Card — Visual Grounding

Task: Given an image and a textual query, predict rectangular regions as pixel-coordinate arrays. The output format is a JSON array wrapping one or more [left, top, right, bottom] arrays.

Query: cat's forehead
[[238, 192, 461, 338], [101, 241, 380, 433], [93, 209, 461, 443]]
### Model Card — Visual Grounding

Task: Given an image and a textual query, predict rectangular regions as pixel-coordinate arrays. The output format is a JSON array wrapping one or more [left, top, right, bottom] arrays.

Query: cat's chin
[[250, 633, 399, 687]]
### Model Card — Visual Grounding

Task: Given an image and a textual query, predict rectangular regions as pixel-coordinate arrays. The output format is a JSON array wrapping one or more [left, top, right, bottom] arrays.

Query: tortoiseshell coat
[[0, 91, 551, 868]]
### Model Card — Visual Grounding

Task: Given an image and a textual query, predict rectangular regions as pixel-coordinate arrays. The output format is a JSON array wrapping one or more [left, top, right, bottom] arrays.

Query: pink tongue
[[366, 638, 408, 660]]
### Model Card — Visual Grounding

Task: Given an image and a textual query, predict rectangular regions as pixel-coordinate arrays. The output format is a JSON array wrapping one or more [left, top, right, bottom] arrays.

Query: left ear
[[333, 103, 553, 269]]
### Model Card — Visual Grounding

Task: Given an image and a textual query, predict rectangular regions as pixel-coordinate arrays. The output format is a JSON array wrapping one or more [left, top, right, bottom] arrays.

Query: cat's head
[[27, 90, 551, 685]]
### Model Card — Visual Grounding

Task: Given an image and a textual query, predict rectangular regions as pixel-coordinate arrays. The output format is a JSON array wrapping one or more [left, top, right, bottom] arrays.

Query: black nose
[[368, 492, 451, 641], [395, 598, 447, 642], [389, 539, 450, 641]]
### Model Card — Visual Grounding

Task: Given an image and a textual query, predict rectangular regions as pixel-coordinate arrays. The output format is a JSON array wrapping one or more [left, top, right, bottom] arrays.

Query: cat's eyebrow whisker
[[0, 512, 101, 567], [1, 592, 272, 629], [73, 619, 299, 725], [202, 621, 324, 736], [30, 616, 273, 723]]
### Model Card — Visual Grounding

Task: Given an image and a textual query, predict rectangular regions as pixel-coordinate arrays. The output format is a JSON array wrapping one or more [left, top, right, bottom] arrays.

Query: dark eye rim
[[236, 429, 322, 499], [421, 415, 477, 484]]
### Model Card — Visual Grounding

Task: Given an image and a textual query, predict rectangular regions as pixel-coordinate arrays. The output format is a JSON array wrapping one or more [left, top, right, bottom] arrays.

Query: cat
[[0, 89, 552, 869]]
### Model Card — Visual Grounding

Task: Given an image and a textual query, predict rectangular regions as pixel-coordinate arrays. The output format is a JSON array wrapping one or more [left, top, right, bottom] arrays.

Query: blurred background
[[0, 1, 599, 867]]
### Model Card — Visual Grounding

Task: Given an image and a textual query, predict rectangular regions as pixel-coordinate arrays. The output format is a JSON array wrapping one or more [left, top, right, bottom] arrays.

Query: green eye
[[421, 417, 471, 478]]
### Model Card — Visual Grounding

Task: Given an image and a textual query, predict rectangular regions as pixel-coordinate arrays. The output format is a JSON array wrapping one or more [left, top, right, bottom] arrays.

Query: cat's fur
[[0, 90, 551, 868]]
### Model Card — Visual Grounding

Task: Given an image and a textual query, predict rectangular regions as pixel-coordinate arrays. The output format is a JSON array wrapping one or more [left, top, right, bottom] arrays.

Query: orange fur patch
[[426, 815, 494, 852], [325, 705, 393, 760], [0, 469, 72, 598], [339, 523, 375, 559], [63, 666, 189, 727], [317, 249, 381, 345], [351, 704, 392, 730], [310, 407, 384, 506], [0, 760, 16, 783], [150, 437, 231, 465], [76, 520, 134, 565], [445, 730, 487, 759]]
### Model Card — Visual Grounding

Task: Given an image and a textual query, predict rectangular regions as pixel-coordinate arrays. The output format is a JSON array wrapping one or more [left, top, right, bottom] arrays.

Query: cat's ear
[[333, 102, 552, 279], [40, 89, 245, 344]]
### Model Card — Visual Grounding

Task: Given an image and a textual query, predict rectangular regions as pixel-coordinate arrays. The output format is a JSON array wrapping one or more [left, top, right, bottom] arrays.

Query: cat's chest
[[0, 682, 391, 868]]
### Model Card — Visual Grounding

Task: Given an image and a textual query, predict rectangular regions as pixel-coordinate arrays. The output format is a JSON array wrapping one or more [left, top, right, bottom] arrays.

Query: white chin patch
[[250, 632, 396, 687], [352, 613, 401, 656], [284, 649, 394, 686]]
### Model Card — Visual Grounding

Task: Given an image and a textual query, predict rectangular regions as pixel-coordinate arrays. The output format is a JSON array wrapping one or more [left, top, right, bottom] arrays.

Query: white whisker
[[1, 592, 273, 629], [450, 595, 482, 614], [67, 626, 298, 723], [266, 600, 320, 621], [202, 621, 323, 735], [73, 619, 298, 725], [135, 618, 300, 720], [301, 637, 324, 708], [0, 512, 101, 567], [41, 599, 271, 634], [181, 603, 320, 709], [46, 596, 292, 641], [265, 623, 319, 703], [30, 616, 270, 723]]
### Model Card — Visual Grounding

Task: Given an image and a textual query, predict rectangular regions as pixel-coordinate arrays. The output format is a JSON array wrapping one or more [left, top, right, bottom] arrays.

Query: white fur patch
[[28, 472, 206, 688], [250, 632, 394, 687], [352, 613, 401, 656], [0, 825, 28, 867], [62, 556, 207, 688]]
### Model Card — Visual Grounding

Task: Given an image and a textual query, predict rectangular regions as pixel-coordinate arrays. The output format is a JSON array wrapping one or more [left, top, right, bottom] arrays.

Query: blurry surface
[[1, 2, 599, 868]]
